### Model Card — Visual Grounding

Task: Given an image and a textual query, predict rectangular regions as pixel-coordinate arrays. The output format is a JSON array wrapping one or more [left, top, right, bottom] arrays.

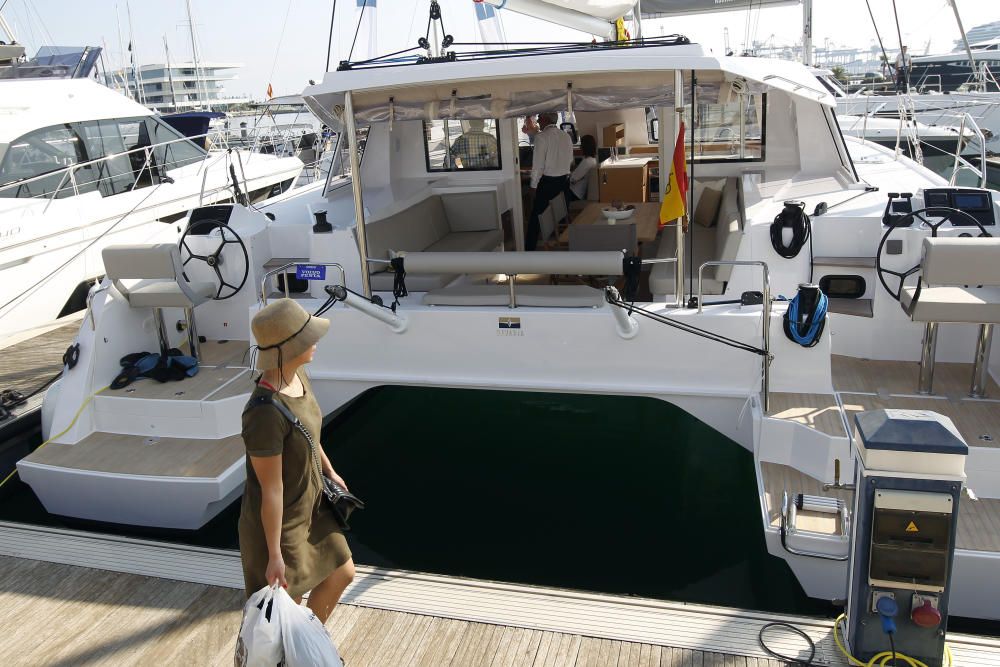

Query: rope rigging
[[604, 289, 768, 358]]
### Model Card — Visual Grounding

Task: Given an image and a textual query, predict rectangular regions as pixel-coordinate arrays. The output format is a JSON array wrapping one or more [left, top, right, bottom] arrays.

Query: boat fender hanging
[[770, 201, 810, 259], [783, 284, 827, 348]]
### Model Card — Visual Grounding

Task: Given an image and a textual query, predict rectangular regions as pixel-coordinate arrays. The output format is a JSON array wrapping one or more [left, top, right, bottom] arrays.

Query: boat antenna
[[126, 1, 147, 105], [325, 0, 338, 71]]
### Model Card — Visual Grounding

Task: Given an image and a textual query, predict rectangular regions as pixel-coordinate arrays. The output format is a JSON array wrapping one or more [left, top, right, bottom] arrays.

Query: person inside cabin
[[450, 119, 499, 169], [894, 45, 912, 91], [239, 299, 355, 624], [566, 134, 597, 202], [526, 112, 574, 251], [521, 114, 540, 144]]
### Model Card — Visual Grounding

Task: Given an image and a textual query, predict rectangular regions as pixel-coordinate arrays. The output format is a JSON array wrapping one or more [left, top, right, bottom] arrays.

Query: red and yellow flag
[[659, 120, 688, 226], [266, 83, 274, 99]]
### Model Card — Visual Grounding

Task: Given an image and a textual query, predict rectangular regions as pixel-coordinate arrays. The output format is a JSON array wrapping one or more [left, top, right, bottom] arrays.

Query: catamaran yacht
[[0, 46, 307, 339], [21, 34, 1000, 622]]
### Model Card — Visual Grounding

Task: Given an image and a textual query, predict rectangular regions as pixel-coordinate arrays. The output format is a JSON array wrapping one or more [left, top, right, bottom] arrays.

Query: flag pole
[[674, 69, 685, 309]]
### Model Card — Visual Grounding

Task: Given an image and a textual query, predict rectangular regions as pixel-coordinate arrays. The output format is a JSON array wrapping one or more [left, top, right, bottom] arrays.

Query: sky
[[3, 0, 998, 101]]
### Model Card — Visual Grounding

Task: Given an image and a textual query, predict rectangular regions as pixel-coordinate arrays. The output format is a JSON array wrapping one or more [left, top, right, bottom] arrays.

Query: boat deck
[[24, 432, 245, 477], [764, 354, 1000, 552]]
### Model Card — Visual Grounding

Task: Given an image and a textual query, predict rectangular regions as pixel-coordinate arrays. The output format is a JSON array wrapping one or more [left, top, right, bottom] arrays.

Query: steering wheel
[[876, 206, 992, 301], [179, 220, 250, 300]]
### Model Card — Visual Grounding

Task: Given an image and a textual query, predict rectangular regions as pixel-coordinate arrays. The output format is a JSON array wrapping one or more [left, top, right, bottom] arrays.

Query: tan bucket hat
[[251, 299, 330, 370]]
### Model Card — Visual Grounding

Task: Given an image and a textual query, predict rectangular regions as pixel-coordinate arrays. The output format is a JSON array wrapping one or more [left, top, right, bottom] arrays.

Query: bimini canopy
[[500, 0, 800, 20], [302, 41, 832, 127]]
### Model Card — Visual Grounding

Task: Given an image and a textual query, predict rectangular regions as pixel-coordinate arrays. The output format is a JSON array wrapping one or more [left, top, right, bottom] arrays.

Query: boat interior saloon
[[24, 36, 1000, 621]]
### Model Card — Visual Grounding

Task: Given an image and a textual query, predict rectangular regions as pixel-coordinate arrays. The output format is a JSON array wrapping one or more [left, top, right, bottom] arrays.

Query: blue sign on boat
[[295, 264, 326, 281]]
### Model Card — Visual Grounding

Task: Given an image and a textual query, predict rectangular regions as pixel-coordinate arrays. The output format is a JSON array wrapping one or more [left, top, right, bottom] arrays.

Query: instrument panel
[[920, 187, 996, 227]]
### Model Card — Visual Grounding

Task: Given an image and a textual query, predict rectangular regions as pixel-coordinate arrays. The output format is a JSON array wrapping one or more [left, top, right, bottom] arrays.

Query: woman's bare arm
[[250, 454, 287, 587]]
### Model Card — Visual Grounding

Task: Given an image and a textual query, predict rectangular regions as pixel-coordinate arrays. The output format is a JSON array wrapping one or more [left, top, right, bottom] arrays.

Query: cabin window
[[647, 93, 766, 163], [424, 119, 501, 172], [0, 124, 91, 199], [78, 119, 142, 196], [144, 117, 206, 172]]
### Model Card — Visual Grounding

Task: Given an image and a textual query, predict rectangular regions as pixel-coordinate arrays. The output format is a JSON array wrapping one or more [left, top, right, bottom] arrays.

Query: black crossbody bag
[[244, 394, 366, 530]]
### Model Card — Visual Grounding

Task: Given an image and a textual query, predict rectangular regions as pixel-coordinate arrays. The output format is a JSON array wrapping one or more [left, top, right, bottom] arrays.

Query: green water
[[321, 386, 832, 616]]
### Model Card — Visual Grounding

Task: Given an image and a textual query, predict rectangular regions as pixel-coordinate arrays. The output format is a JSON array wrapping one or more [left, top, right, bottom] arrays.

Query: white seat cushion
[[649, 227, 724, 296], [424, 230, 503, 253], [902, 285, 1000, 323], [128, 281, 216, 308]]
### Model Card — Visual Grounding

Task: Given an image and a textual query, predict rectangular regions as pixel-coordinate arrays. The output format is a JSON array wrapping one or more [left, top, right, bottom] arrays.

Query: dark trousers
[[526, 175, 568, 251]]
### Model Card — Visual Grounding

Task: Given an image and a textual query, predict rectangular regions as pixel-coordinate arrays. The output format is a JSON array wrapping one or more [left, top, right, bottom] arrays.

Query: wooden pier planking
[[0, 555, 806, 667], [0, 320, 80, 395]]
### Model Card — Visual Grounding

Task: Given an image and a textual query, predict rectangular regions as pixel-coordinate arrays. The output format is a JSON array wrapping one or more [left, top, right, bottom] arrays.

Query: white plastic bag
[[273, 586, 344, 667], [235, 585, 284, 667]]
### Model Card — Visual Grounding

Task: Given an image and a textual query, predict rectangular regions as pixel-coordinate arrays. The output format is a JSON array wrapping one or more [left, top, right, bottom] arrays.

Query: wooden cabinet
[[601, 123, 625, 150], [597, 156, 657, 203]]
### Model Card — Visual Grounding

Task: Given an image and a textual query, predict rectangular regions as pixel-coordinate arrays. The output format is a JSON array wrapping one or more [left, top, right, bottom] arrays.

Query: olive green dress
[[239, 371, 352, 599]]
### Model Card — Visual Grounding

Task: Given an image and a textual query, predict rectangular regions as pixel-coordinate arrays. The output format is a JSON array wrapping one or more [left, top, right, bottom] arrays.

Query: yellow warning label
[[906, 521, 919, 533]]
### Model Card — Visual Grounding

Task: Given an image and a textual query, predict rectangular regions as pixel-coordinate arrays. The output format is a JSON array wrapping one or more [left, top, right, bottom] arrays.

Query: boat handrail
[[0, 130, 230, 204], [260, 262, 347, 304], [697, 260, 771, 410], [917, 73, 943, 93], [948, 112, 988, 189], [761, 74, 828, 100]]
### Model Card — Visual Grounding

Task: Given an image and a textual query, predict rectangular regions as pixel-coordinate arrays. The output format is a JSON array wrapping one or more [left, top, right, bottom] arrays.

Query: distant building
[[104, 62, 250, 112]]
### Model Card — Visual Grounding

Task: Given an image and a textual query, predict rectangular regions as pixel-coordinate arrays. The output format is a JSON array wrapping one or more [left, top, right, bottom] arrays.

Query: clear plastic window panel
[[425, 119, 501, 172], [680, 93, 765, 161]]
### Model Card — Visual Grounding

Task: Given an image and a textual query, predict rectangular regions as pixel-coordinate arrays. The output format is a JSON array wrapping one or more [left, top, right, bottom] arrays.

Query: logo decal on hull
[[498, 317, 523, 336]]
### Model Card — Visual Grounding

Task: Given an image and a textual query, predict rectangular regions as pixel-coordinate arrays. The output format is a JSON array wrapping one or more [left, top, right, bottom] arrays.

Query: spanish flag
[[266, 83, 274, 99], [659, 120, 688, 226]]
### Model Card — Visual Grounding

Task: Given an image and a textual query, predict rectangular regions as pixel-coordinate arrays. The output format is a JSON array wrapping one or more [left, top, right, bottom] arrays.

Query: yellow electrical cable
[[0, 385, 109, 490], [833, 613, 953, 667]]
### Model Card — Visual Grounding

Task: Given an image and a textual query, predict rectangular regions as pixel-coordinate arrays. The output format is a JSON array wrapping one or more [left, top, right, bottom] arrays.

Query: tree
[[831, 65, 849, 85]]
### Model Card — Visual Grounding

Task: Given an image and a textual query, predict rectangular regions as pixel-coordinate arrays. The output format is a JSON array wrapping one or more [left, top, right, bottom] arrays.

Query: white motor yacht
[[24, 35, 1000, 622], [0, 47, 306, 339]]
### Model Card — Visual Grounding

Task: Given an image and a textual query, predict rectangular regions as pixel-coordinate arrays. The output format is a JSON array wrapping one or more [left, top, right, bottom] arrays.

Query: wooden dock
[[3, 522, 1000, 667], [0, 315, 82, 395], [0, 555, 798, 667]]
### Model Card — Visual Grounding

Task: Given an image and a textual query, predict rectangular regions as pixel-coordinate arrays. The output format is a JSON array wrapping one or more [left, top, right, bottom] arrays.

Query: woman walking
[[240, 299, 355, 624]]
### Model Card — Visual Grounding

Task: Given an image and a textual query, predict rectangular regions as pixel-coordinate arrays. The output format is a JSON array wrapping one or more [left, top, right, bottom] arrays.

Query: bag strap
[[243, 393, 325, 480]]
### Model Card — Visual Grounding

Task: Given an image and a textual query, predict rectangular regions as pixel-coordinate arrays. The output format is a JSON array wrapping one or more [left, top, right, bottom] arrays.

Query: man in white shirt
[[894, 46, 912, 90], [526, 112, 573, 250]]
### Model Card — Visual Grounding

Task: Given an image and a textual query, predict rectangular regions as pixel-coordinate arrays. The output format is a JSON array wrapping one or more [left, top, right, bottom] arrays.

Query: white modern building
[[104, 61, 250, 112]]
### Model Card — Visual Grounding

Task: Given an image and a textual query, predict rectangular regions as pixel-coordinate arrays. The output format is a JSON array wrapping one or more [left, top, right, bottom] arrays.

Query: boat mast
[[947, 0, 979, 87], [185, 0, 207, 110], [126, 1, 146, 105], [801, 0, 813, 66], [164, 36, 179, 112]]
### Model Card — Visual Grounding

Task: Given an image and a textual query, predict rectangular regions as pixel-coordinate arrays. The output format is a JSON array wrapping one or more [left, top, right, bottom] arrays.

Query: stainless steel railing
[[697, 260, 772, 411]]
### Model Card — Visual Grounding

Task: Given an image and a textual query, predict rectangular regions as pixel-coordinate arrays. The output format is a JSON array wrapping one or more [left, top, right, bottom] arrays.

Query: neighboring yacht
[[812, 69, 991, 157], [23, 35, 1000, 623], [0, 47, 306, 339]]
